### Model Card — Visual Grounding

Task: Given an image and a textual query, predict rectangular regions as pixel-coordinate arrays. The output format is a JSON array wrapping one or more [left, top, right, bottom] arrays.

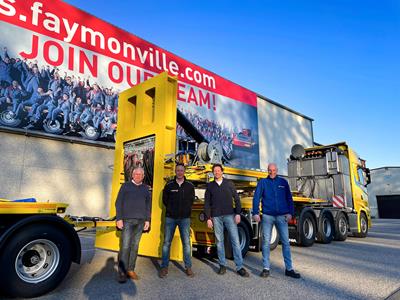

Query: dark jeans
[[118, 218, 145, 273], [161, 217, 192, 268]]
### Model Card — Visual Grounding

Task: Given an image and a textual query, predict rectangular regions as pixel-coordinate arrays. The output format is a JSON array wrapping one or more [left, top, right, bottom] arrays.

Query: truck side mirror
[[365, 168, 371, 185]]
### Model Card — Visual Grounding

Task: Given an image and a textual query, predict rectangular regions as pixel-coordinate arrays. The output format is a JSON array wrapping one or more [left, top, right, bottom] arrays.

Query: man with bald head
[[252, 163, 301, 279], [115, 167, 151, 283]]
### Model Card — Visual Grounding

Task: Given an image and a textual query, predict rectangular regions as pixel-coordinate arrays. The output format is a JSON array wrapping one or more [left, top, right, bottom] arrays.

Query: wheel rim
[[338, 217, 347, 235], [238, 226, 246, 251], [85, 126, 97, 138], [15, 239, 60, 283], [323, 217, 332, 237], [0, 110, 18, 125], [270, 225, 277, 245], [49, 120, 60, 129], [360, 215, 367, 233], [303, 218, 314, 239]]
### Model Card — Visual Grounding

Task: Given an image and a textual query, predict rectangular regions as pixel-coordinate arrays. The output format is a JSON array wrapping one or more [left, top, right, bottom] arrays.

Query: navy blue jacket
[[252, 176, 294, 216]]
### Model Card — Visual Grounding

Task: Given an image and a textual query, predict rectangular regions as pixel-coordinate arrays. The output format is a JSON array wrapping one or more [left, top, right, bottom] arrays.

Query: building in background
[[368, 167, 400, 219]]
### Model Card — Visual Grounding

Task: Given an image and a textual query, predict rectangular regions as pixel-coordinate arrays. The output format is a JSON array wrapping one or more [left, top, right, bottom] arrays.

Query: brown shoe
[[117, 272, 127, 283], [185, 268, 194, 277], [159, 267, 168, 278], [127, 271, 139, 280]]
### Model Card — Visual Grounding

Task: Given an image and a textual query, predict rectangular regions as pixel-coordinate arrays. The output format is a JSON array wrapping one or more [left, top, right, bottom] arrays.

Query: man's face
[[213, 166, 223, 180], [268, 164, 278, 179], [132, 170, 144, 184], [175, 165, 185, 180]]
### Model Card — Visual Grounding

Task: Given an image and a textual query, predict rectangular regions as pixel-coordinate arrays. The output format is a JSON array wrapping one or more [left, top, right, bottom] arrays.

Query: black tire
[[334, 212, 348, 241], [298, 211, 317, 247], [0, 109, 22, 127], [353, 212, 368, 238], [83, 125, 100, 140], [224, 221, 251, 259], [43, 119, 64, 135], [0, 224, 72, 298], [316, 211, 335, 244]]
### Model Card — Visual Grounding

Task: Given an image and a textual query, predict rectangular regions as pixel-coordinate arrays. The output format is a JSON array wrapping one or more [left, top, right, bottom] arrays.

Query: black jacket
[[163, 178, 195, 219], [204, 178, 241, 218]]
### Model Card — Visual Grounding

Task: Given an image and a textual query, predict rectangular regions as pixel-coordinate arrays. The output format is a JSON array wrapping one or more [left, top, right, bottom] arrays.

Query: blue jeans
[[161, 217, 192, 268], [261, 214, 293, 271], [118, 218, 144, 273], [213, 214, 243, 270]]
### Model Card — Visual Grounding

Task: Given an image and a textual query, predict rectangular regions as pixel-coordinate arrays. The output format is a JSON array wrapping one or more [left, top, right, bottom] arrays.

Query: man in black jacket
[[204, 164, 249, 277], [159, 163, 195, 278], [115, 167, 151, 283]]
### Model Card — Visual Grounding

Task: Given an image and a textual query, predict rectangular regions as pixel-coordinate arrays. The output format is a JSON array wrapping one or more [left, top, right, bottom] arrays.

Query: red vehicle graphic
[[232, 129, 256, 149]]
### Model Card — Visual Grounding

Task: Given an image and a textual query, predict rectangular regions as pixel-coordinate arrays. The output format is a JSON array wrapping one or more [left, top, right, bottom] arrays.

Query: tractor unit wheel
[[0, 224, 73, 298]]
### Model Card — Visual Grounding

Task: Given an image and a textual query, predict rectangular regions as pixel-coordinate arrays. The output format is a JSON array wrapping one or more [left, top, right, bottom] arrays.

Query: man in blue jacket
[[252, 163, 301, 279]]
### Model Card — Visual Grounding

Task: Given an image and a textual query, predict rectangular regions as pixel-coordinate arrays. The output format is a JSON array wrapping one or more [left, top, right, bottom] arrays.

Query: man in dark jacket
[[204, 164, 249, 277], [159, 163, 195, 278], [115, 167, 151, 283], [252, 163, 300, 279]]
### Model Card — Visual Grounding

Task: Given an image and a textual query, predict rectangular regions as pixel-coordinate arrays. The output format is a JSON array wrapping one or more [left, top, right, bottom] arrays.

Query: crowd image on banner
[[0, 47, 119, 141], [123, 136, 155, 187]]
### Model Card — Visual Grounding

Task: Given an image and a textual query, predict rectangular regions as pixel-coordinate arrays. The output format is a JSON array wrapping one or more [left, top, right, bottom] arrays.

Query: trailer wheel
[[84, 125, 100, 140], [0, 224, 72, 298], [0, 109, 22, 127], [334, 212, 348, 241], [298, 211, 316, 247], [353, 212, 368, 238], [43, 119, 64, 135], [316, 212, 334, 244], [224, 221, 250, 259]]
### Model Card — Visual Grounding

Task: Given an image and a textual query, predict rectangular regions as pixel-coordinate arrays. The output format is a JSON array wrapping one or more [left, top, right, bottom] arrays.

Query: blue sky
[[64, 0, 399, 169]]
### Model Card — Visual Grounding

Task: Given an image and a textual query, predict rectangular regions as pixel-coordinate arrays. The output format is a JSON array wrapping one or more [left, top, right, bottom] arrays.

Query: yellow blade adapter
[[95, 72, 184, 261]]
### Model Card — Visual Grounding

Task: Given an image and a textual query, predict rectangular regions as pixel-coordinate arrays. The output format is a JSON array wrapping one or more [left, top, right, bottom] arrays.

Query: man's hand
[[253, 214, 261, 223], [116, 219, 123, 229], [234, 214, 241, 224], [285, 214, 292, 222], [144, 221, 150, 231], [207, 219, 213, 229]]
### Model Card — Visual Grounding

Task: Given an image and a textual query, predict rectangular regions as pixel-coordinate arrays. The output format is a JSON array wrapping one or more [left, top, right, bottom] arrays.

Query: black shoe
[[237, 268, 249, 277], [117, 272, 127, 283], [217, 265, 226, 275], [260, 269, 270, 278], [285, 269, 301, 279]]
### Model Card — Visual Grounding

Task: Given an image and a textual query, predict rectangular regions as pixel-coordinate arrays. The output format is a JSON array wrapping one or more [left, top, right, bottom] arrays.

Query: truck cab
[[287, 142, 371, 246]]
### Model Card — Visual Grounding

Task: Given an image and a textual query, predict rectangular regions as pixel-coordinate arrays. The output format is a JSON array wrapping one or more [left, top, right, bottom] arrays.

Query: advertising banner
[[0, 0, 259, 169]]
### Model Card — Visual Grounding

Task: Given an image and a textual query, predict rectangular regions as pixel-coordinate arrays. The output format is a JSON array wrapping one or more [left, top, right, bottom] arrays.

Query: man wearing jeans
[[252, 163, 301, 279], [159, 163, 195, 278], [115, 167, 151, 283], [204, 164, 249, 277]]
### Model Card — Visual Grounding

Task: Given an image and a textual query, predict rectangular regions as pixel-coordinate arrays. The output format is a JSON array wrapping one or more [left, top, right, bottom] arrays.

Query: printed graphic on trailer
[[0, 13, 260, 169], [177, 84, 260, 170]]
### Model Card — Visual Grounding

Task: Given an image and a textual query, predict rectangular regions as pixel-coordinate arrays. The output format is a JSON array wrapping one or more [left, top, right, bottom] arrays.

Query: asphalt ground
[[5, 219, 400, 300]]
